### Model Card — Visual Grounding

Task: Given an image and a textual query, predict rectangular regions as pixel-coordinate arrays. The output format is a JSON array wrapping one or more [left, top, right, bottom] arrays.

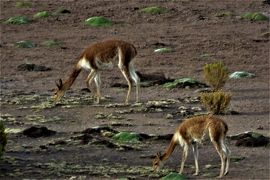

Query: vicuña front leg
[[94, 73, 101, 104]]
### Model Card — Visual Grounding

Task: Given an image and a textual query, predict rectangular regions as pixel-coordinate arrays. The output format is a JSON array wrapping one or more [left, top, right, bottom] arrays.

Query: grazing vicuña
[[53, 39, 140, 104], [153, 115, 230, 178]]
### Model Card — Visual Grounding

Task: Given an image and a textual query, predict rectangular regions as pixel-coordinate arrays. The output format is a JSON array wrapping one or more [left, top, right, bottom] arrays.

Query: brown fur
[[153, 115, 230, 178], [53, 39, 140, 104]]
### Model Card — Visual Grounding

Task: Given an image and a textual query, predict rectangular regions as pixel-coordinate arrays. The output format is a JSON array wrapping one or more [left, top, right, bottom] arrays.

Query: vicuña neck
[[62, 67, 81, 91]]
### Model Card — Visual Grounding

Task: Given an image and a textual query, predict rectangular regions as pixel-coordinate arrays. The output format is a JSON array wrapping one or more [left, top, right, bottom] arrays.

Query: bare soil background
[[0, 0, 269, 179]]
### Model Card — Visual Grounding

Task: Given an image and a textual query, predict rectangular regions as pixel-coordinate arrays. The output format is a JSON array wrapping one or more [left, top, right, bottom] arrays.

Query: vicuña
[[53, 39, 140, 104], [153, 115, 230, 178]]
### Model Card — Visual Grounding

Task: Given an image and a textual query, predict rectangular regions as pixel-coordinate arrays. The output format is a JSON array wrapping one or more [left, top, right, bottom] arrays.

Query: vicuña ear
[[55, 79, 63, 89], [157, 152, 162, 158]]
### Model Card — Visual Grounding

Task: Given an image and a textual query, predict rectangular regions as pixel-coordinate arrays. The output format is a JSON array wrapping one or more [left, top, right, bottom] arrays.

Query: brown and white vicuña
[[152, 115, 230, 178], [53, 39, 140, 104]]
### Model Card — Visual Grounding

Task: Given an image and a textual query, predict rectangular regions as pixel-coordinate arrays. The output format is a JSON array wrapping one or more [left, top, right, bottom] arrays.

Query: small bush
[[200, 91, 231, 114], [203, 62, 229, 91], [0, 122, 7, 159]]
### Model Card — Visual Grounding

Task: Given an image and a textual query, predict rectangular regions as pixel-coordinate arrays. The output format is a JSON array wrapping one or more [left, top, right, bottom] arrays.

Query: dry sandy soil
[[0, 0, 269, 179]]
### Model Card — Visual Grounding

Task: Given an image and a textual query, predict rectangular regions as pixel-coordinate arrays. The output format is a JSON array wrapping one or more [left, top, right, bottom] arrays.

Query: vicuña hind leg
[[213, 141, 226, 178], [119, 66, 132, 104], [192, 142, 199, 176], [85, 70, 97, 97], [94, 72, 101, 104], [179, 145, 188, 174], [129, 63, 140, 102]]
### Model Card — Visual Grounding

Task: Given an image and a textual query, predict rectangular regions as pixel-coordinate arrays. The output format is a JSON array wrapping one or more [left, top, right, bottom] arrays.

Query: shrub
[[203, 62, 229, 91], [200, 91, 231, 114], [0, 122, 7, 159]]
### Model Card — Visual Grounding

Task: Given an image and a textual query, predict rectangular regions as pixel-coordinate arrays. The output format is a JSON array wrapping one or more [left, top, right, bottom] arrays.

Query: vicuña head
[[152, 152, 162, 172], [53, 79, 65, 102], [152, 115, 230, 178], [52, 39, 140, 104]]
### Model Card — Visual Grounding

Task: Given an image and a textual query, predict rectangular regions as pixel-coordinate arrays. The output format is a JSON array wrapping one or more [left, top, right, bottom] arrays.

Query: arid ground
[[0, 0, 269, 179]]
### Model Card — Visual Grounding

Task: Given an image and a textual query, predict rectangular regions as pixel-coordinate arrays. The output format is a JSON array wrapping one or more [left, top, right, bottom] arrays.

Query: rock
[[17, 63, 51, 71], [229, 131, 270, 147], [229, 71, 255, 79], [22, 126, 56, 138]]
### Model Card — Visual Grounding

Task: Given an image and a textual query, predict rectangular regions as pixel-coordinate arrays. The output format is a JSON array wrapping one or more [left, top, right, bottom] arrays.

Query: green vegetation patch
[[15, 1, 32, 8], [33, 11, 50, 18], [163, 78, 204, 89], [229, 71, 255, 79], [141, 6, 166, 14], [5, 16, 30, 25], [241, 12, 269, 21], [85, 16, 112, 27], [41, 40, 59, 47], [154, 48, 172, 53], [161, 172, 186, 180], [14, 40, 36, 48], [112, 131, 141, 143]]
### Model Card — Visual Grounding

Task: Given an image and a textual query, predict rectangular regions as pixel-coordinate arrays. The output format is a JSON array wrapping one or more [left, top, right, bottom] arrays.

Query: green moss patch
[[85, 16, 112, 27], [141, 6, 166, 14], [112, 131, 141, 143], [241, 12, 269, 21], [161, 172, 186, 180], [14, 40, 36, 48], [5, 16, 30, 25], [33, 11, 50, 18]]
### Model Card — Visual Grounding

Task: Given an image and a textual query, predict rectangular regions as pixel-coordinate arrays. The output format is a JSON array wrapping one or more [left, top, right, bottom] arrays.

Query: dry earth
[[0, 0, 269, 179]]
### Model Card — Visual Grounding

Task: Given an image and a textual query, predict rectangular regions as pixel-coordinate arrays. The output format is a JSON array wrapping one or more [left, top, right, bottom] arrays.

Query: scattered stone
[[165, 113, 174, 119], [17, 63, 51, 71], [22, 126, 56, 138], [229, 71, 255, 79]]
